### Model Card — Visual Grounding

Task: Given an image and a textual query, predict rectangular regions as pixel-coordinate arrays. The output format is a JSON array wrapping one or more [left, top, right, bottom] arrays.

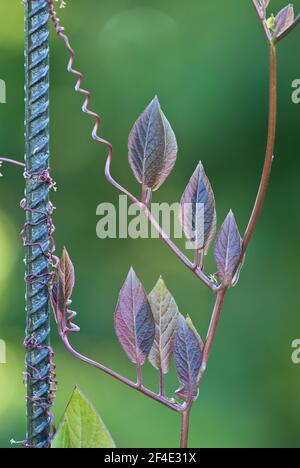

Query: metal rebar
[[24, 0, 52, 449]]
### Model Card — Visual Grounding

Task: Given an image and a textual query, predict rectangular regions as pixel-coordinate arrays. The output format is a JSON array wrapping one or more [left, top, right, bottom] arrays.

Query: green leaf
[[148, 277, 179, 374], [51, 387, 116, 448]]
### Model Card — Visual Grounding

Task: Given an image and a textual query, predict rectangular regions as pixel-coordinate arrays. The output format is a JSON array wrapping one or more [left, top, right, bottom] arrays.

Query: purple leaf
[[175, 314, 203, 402], [51, 247, 75, 329], [274, 4, 294, 37], [179, 162, 216, 253], [128, 96, 178, 191], [148, 277, 179, 374], [214, 211, 242, 285], [115, 268, 155, 366]]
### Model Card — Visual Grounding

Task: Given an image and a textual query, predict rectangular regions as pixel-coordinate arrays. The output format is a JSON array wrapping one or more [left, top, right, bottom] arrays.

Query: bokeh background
[[1, 0, 300, 448]]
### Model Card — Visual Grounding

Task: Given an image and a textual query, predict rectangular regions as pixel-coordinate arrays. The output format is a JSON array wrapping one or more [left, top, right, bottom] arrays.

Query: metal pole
[[24, 0, 52, 448]]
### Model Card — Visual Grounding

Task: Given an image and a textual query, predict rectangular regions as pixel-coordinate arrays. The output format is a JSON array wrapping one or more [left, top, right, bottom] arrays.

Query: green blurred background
[[1, 0, 300, 448]]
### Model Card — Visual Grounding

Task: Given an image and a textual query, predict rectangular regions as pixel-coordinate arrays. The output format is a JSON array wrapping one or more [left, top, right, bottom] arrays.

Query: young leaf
[[128, 96, 178, 191], [51, 247, 75, 330], [175, 314, 203, 402], [115, 268, 155, 366], [273, 4, 294, 37], [179, 162, 216, 253], [51, 387, 115, 449], [214, 211, 242, 285], [148, 277, 179, 375]]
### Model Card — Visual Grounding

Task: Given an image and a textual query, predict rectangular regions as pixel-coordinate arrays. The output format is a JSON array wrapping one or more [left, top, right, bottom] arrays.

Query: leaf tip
[[151, 95, 161, 109], [156, 275, 166, 288], [226, 210, 237, 226], [61, 246, 72, 266], [128, 266, 136, 276], [62, 245, 68, 256]]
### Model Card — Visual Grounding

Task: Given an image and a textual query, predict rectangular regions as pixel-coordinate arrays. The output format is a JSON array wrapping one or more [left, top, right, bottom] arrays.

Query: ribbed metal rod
[[24, 0, 51, 449]]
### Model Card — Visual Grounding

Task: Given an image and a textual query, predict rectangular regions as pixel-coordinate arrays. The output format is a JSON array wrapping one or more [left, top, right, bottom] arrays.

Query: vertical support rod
[[24, 0, 51, 448]]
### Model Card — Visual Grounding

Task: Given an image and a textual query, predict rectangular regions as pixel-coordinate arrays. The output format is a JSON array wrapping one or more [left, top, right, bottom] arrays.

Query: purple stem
[[180, 410, 191, 449], [62, 334, 183, 413], [0, 157, 25, 168]]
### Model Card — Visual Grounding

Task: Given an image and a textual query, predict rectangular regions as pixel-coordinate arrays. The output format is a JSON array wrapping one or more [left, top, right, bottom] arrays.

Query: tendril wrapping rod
[[24, 0, 53, 449]]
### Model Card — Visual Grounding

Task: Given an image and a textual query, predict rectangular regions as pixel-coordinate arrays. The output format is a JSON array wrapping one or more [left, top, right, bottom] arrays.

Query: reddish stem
[[62, 334, 182, 413], [200, 289, 227, 377], [180, 411, 191, 448], [198, 41, 278, 390], [241, 44, 277, 260]]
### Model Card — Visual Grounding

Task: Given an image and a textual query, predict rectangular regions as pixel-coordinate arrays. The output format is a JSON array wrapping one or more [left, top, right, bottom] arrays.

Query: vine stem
[[0, 157, 25, 168], [199, 40, 277, 382], [61, 334, 183, 413], [240, 43, 277, 262], [200, 289, 227, 378], [180, 41, 278, 448], [180, 411, 191, 448]]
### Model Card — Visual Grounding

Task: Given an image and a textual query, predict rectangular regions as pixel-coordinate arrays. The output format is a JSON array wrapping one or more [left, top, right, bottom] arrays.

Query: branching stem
[[62, 334, 183, 414]]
